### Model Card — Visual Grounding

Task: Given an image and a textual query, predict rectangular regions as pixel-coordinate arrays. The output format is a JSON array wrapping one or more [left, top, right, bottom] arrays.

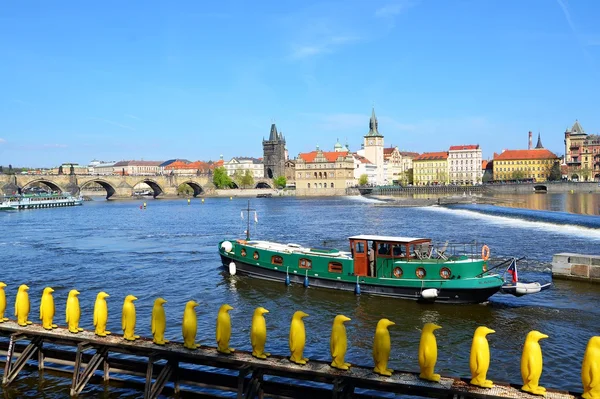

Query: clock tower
[[363, 108, 384, 185]]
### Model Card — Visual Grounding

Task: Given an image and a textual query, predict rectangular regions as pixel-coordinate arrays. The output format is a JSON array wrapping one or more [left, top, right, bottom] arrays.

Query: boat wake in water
[[423, 204, 600, 241]]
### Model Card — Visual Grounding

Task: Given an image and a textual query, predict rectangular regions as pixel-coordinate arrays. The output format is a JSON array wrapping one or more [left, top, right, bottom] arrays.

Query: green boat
[[218, 234, 508, 304]]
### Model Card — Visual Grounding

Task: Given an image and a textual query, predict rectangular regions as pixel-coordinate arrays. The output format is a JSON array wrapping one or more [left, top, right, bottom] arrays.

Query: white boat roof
[[348, 235, 430, 243]]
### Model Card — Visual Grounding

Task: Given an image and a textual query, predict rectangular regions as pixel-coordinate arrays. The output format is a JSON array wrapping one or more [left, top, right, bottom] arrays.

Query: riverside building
[[448, 145, 482, 185], [294, 146, 355, 196], [413, 152, 449, 186]]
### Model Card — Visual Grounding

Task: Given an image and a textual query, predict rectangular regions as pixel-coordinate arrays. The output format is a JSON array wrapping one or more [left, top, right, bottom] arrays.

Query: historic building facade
[[413, 152, 449, 186], [262, 123, 286, 179], [294, 147, 355, 196], [223, 157, 264, 178], [448, 144, 482, 185], [383, 147, 419, 185], [493, 149, 559, 181], [363, 108, 385, 186], [563, 120, 600, 181]]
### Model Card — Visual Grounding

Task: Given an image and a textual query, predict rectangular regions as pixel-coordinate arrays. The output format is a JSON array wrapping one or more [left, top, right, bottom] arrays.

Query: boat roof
[[348, 235, 430, 243]]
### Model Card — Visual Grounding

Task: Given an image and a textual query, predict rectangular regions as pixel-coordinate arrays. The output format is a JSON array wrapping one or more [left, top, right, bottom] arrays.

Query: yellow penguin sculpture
[[182, 300, 200, 349], [469, 326, 495, 388], [151, 298, 168, 345], [373, 318, 395, 376], [40, 287, 57, 330], [216, 304, 235, 354], [330, 314, 352, 370], [251, 307, 270, 359], [66, 289, 83, 333], [289, 311, 309, 365], [0, 282, 9, 322], [93, 292, 111, 337], [15, 284, 32, 326], [122, 295, 139, 341], [521, 330, 549, 396], [418, 323, 442, 382], [582, 336, 600, 399]]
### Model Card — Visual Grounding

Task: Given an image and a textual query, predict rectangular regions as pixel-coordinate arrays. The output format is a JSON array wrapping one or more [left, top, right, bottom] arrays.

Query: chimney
[[528, 131, 532, 150]]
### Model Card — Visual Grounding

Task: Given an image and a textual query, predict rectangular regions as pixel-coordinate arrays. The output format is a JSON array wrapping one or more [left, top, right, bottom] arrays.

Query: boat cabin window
[[377, 243, 390, 255], [271, 255, 283, 265], [328, 262, 343, 273], [355, 242, 365, 253], [299, 258, 312, 269]]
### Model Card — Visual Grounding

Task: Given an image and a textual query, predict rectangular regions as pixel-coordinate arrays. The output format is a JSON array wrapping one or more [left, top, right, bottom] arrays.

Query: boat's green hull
[[218, 239, 504, 304]]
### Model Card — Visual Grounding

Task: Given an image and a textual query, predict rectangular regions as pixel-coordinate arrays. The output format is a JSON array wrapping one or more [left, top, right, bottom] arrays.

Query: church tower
[[363, 108, 384, 185], [262, 123, 286, 179]]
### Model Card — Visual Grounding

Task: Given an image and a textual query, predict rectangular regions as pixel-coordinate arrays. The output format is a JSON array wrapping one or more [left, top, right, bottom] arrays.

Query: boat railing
[[414, 241, 486, 261]]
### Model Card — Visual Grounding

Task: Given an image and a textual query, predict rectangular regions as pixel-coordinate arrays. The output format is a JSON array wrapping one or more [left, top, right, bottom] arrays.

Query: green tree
[[212, 166, 233, 189], [232, 169, 244, 187], [406, 168, 414, 185], [358, 174, 368, 186], [548, 162, 562, 181], [511, 170, 525, 180], [177, 184, 194, 195], [273, 176, 286, 188], [241, 170, 255, 188]]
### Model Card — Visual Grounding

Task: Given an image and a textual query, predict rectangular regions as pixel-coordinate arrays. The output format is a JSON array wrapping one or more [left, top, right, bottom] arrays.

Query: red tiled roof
[[165, 160, 212, 170], [383, 147, 396, 155], [481, 160, 488, 170], [449, 145, 479, 151], [414, 151, 448, 161], [212, 160, 224, 168], [494, 149, 559, 161], [399, 151, 419, 157], [352, 154, 372, 164], [299, 151, 349, 163]]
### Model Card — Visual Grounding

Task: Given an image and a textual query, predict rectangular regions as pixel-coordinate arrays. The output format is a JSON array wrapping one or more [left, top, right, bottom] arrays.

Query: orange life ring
[[393, 267, 403, 278], [481, 245, 490, 261]]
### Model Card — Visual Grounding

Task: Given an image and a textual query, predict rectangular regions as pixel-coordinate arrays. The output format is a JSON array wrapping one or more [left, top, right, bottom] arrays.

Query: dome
[[334, 138, 343, 151]]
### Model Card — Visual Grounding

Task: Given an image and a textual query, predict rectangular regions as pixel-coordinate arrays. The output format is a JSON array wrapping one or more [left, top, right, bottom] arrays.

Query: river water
[[1, 193, 599, 397]]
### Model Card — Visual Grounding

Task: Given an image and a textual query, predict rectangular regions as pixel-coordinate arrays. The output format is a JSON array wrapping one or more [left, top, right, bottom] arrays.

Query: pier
[[0, 321, 581, 399], [552, 253, 600, 283]]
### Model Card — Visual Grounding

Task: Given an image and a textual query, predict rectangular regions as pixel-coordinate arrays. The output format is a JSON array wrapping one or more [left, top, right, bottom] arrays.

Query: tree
[[232, 169, 244, 187], [548, 162, 561, 181], [241, 170, 255, 188], [511, 170, 525, 180], [212, 166, 233, 189], [177, 184, 193, 195], [273, 176, 286, 188], [358, 174, 368, 186]]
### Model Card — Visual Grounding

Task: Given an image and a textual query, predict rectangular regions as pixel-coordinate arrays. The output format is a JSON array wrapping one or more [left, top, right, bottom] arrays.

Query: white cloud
[[375, 2, 413, 18], [290, 35, 360, 60], [125, 114, 142, 121], [0, 138, 5, 144]]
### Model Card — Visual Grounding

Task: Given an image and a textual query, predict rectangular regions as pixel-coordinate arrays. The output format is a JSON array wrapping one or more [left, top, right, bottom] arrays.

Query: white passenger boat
[[0, 193, 84, 211]]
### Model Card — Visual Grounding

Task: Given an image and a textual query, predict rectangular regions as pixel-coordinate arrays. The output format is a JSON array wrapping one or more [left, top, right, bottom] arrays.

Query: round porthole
[[416, 267, 426, 279], [440, 267, 451, 279], [393, 267, 403, 278], [253, 251, 259, 260], [241, 248, 247, 257]]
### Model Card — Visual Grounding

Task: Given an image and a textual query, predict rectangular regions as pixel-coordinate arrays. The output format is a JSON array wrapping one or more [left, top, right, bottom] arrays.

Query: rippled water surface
[[1, 194, 599, 397]]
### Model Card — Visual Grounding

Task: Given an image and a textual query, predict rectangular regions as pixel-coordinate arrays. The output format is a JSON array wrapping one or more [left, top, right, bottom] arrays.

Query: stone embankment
[[552, 253, 600, 283], [370, 194, 521, 208]]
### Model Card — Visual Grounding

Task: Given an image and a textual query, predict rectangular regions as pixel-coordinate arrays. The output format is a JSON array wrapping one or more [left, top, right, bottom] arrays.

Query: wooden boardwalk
[[0, 321, 581, 398]]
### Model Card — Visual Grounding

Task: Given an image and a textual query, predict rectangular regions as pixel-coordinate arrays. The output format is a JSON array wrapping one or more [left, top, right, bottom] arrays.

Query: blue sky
[[1, 0, 599, 167]]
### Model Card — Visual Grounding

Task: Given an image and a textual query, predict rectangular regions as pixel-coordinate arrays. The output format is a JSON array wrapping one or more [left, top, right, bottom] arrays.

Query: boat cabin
[[348, 235, 433, 277]]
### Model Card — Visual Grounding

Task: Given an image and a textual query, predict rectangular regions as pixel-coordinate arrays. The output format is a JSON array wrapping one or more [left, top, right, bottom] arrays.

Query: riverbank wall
[[485, 181, 600, 194], [552, 253, 600, 283]]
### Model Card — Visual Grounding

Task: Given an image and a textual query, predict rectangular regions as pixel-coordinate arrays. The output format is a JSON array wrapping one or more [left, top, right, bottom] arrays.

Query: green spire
[[365, 107, 382, 137]]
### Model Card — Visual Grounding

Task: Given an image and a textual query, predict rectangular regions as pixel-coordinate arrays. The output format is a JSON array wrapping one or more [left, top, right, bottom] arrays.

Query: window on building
[[307, 183, 310, 188], [331, 183, 334, 188]]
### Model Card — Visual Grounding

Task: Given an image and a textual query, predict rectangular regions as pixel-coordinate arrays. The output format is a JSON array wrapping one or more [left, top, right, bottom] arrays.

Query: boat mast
[[243, 200, 255, 241]]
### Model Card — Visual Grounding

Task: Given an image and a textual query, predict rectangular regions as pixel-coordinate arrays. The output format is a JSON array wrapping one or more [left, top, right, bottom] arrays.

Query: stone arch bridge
[[0, 174, 274, 199]]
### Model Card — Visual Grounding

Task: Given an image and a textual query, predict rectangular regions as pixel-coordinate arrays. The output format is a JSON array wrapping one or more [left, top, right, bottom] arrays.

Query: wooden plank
[[0, 321, 583, 399]]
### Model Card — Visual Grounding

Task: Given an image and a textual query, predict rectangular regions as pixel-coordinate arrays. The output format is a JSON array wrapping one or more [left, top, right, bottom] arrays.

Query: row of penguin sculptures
[[0, 283, 598, 399]]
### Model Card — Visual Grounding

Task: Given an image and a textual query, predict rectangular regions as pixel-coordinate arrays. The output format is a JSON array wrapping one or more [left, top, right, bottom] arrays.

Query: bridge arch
[[179, 181, 205, 197], [134, 179, 164, 198], [255, 182, 272, 189], [80, 179, 117, 199], [22, 179, 66, 194]]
